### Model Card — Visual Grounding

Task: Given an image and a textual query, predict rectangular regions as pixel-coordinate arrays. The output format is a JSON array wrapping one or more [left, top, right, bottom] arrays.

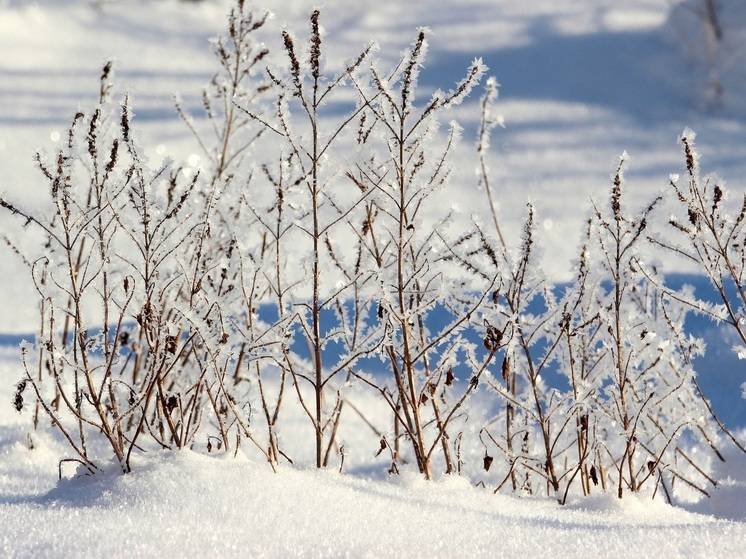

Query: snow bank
[[1, 449, 744, 559], [0, 346, 744, 558]]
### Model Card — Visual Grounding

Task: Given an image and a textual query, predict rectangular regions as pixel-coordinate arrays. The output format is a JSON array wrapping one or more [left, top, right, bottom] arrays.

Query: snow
[[2, 447, 745, 559], [691, 444, 746, 522], [1, 350, 745, 558]]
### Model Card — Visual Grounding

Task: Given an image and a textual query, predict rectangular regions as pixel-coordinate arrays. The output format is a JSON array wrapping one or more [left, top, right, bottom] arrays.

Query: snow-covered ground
[[0, 355, 745, 558], [4, 451, 746, 559], [1, 0, 745, 556]]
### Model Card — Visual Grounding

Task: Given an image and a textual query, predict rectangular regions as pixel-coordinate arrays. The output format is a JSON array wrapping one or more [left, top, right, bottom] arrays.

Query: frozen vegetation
[[0, 0, 745, 557]]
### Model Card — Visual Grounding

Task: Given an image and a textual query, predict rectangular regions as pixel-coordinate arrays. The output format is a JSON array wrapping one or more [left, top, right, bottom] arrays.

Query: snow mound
[[1, 449, 744, 559]]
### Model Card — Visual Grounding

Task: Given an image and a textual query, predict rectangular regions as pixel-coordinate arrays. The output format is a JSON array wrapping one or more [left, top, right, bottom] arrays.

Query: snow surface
[[4, 449, 746, 559], [1, 350, 745, 558]]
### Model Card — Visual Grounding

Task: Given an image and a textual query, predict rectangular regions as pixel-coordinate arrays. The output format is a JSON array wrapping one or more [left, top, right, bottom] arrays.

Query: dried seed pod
[[375, 438, 386, 457], [309, 9, 321, 81], [713, 185, 723, 209], [501, 356, 511, 381], [165, 335, 177, 354], [483, 323, 503, 352], [445, 368, 455, 386], [688, 207, 698, 226], [589, 465, 599, 486], [13, 380, 27, 412], [282, 31, 302, 96], [166, 395, 178, 413], [483, 453, 494, 471]]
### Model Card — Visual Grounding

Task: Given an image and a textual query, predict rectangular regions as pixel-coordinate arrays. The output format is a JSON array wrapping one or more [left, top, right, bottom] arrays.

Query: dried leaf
[[165, 335, 177, 354], [589, 465, 599, 486], [501, 356, 511, 381]]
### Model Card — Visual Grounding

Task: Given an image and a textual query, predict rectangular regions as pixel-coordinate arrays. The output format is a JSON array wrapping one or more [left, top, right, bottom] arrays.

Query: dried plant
[[452, 93, 722, 502], [2, 62, 272, 474], [233, 10, 382, 468], [647, 129, 746, 453], [586, 155, 718, 499], [1, 4, 739, 507], [345, 28, 496, 479], [176, 0, 270, 184]]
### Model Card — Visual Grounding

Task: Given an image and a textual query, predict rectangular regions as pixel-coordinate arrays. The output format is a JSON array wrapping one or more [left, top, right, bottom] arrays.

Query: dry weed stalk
[[233, 10, 382, 468], [346, 29, 498, 479]]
